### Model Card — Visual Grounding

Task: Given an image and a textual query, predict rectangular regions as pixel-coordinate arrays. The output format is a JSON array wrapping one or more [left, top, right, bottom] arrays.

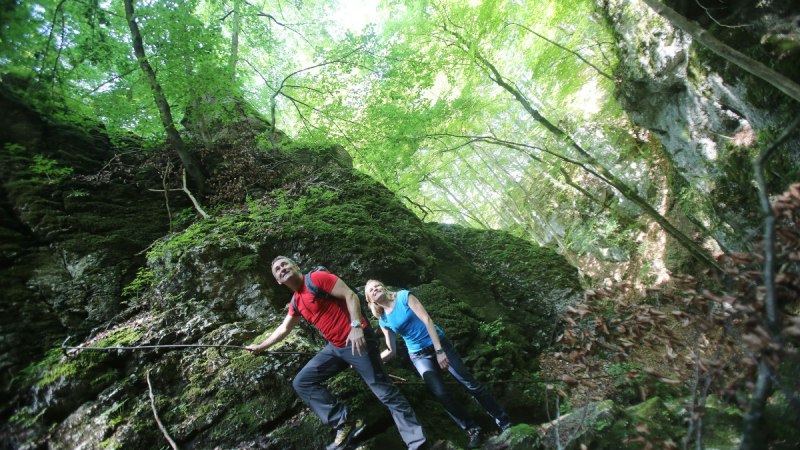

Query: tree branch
[[147, 371, 179, 450], [441, 21, 722, 271], [640, 0, 800, 103], [740, 113, 800, 450], [506, 22, 614, 81], [754, 114, 800, 335], [183, 168, 209, 219]]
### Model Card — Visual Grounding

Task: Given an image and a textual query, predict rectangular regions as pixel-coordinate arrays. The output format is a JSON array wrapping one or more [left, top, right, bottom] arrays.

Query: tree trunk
[[229, 0, 240, 78], [640, 0, 800, 104], [124, 0, 207, 196], [445, 25, 721, 272]]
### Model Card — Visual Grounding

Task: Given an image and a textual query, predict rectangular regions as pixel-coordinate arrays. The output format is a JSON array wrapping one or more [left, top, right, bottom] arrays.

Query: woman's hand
[[436, 351, 449, 370]]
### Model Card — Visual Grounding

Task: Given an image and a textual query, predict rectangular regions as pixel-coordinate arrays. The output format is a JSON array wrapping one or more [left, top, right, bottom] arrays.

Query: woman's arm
[[407, 293, 449, 370], [380, 327, 397, 361]]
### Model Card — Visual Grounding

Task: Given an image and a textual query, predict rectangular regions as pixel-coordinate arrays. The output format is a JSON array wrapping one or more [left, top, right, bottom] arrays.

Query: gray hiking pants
[[292, 327, 426, 449]]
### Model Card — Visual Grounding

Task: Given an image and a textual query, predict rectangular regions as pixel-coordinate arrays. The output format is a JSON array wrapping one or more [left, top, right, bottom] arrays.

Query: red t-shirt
[[288, 271, 366, 348]]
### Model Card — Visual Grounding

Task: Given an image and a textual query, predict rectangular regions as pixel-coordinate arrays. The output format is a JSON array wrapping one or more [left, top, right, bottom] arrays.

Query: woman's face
[[366, 281, 386, 302]]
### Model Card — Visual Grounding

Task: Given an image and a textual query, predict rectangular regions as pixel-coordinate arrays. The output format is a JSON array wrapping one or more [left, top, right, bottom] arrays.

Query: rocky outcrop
[[0, 83, 177, 407], [1, 83, 581, 449], [600, 0, 800, 252]]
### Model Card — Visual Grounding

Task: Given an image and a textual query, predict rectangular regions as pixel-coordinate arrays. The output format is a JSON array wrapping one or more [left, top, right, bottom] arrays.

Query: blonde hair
[[365, 279, 388, 319]]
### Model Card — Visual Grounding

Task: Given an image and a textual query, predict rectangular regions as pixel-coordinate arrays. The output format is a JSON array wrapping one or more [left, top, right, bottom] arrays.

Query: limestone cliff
[[601, 0, 800, 254]]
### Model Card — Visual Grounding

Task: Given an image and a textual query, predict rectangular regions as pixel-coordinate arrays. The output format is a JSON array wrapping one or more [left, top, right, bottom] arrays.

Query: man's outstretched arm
[[246, 313, 302, 354]]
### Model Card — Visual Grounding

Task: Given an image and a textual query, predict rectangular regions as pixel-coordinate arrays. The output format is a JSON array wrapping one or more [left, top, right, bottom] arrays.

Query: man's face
[[271, 258, 299, 285]]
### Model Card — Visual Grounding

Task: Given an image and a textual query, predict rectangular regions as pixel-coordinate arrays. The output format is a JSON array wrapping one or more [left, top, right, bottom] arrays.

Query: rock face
[[0, 84, 581, 449], [601, 0, 800, 252], [0, 82, 176, 409]]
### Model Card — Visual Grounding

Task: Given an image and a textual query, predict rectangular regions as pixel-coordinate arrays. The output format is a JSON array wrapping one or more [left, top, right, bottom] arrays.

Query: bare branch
[[162, 160, 173, 232], [694, 0, 752, 29], [254, 12, 312, 46], [146, 371, 179, 450], [88, 66, 138, 94], [219, 9, 234, 22], [754, 114, 800, 335], [182, 168, 209, 219], [506, 22, 614, 81], [739, 115, 800, 449]]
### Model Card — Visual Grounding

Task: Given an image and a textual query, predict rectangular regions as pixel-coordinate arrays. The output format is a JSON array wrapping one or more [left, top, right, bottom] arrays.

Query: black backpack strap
[[306, 271, 369, 327], [291, 271, 332, 320], [305, 272, 333, 300]]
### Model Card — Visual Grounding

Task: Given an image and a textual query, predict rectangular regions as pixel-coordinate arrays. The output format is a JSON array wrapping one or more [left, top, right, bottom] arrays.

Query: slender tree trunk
[[229, 0, 240, 78], [124, 0, 207, 196], [474, 145, 575, 256], [740, 361, 771, 450], [740, 116, 800, 449], [445, 25, 720, 272]]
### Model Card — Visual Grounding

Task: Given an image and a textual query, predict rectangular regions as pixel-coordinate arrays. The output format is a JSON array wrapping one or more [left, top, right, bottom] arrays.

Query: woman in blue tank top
[[365, 279, 511, 449]]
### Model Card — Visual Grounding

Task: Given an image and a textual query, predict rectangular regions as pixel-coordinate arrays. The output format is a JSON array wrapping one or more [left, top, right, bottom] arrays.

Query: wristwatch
[[350, 320, 362, 329], [435, 349, 445, 355]]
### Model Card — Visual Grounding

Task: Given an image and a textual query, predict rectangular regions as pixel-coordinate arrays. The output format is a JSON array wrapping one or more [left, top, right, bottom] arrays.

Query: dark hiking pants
[[409, 336, 510, 431], [292, 326, 426, 449]]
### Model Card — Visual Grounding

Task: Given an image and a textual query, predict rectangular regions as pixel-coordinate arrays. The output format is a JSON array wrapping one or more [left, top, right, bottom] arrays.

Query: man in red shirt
[[246, 256, 426, 450]]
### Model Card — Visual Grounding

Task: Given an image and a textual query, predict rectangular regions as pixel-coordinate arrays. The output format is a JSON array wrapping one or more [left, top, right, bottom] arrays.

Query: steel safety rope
[[60, 336, 313, 356]]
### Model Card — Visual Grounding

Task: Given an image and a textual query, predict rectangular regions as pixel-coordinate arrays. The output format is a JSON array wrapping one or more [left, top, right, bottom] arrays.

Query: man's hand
[[245, 344, 264, 354], [346, 327, 366, 356]]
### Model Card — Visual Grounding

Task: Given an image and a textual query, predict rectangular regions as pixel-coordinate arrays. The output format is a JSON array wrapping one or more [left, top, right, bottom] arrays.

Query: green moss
[[209, 400, 265, 440], [221, 253, 258, 272], [9, 404, 48, 429], [504, 423, 540, 446], [436, 224, 580, 293], [592, 397, 682, 449], [96, 327, 142, 348], [19, 327, 141, 389]]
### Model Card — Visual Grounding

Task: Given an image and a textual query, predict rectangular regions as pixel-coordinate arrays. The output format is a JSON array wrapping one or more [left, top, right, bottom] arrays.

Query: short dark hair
[[271, 255, 295, 266]]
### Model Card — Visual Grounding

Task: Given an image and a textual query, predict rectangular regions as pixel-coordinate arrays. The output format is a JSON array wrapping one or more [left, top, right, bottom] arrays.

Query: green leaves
[[30, 154, 73, 183], [1, 0, 691, 276]]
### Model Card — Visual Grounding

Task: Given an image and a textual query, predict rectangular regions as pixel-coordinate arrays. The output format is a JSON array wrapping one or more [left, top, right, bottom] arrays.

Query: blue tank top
[[378, 290, 444, 353]]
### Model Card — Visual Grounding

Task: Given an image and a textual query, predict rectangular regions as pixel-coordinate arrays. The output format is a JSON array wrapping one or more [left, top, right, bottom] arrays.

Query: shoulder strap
[[290, 294, 301, 316], [291, 271, 333, 319], [305, 271, 334, 300]]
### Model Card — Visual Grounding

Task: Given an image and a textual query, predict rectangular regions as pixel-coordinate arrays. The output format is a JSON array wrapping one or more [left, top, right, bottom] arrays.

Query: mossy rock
[[588, 397, 681, 449], [482, 423, 542, 449], [535, 400, 621, 450]]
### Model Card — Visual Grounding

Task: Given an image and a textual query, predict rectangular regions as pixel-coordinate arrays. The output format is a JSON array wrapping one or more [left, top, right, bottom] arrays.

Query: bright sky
[[328, 0, 382, 37]]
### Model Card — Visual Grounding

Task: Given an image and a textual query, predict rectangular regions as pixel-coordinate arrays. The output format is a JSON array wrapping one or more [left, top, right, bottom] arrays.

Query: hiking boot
[[499, 421, 513, 432], [326, 418, 365, 450], [466, 427, 482, 449]]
